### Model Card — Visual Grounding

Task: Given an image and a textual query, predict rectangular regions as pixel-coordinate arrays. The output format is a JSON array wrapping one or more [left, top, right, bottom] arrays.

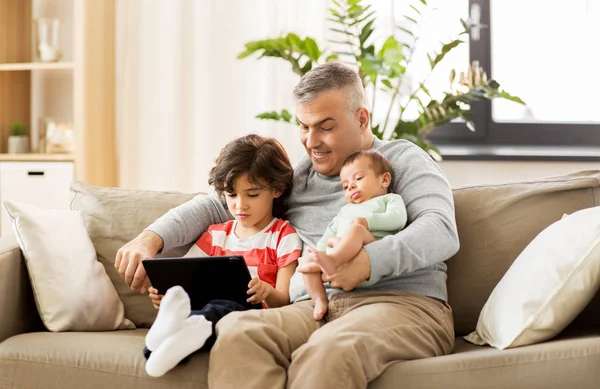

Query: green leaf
[[286, 33, 304, 51], [237, 50, 254, 59], [360, 54, 387, 78], [330, 28, 354, 36], [304, 38, 321, 61], [404, 15, 418, 24], [359, 19, 375, 45], [409, 4, 421, 16], [419, 82, 431, 97], [397, 26, 414, 36], [301, 61, 313, 74], [460, 18, 470, 32], [329, 8, 342, 17], [281, 109, 293, 122], [381, 79, 393, 89], [500, 90, 526, 105], [326, 53, 340, 62], [430, 39, 463, 69], [419, 0, 427, 4], [350, 11, 376, 26]]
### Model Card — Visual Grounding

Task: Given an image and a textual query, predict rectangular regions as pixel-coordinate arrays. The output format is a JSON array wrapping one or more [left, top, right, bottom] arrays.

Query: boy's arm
[[364, 144, 460, 284], [264, 262, 298, 307], [146, 193, 232, 252], [365, 194, 408, 232]]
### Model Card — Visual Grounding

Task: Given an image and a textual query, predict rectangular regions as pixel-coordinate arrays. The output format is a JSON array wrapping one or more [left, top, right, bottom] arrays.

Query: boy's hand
[[350, 217, 369, 229], [247, 277, 274, 304], [148, 287, 163, 310]]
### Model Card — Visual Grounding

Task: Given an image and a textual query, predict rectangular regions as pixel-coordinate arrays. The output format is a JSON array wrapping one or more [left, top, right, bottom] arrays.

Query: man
[[115, 62, 459, 388]]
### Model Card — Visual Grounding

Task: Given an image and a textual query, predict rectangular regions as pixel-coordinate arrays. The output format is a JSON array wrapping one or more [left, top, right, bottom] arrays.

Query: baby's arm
[[365, 194, 408, 232]]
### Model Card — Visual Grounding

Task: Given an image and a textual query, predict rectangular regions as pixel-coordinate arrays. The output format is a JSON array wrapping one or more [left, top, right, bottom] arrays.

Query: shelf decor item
[[45, 120, 74, 154], [34, 18, 62, 63], [8, 122, 29, 154]]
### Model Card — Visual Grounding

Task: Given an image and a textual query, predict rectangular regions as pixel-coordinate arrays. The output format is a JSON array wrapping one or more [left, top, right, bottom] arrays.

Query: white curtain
[[115, 0, 328, 192]]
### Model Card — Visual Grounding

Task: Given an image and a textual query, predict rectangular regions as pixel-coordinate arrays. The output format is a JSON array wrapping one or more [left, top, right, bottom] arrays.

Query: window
[[394, 0, 600, 159]]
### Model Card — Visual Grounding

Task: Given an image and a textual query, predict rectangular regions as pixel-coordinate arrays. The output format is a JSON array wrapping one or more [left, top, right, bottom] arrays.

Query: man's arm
[[364, 144, 459, 284], [146, 193, 232, 252], [116, 193, 232, 290], [365, 194, 407, 232]]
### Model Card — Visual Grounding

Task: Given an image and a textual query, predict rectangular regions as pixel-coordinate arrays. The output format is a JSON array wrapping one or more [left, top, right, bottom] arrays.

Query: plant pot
[[8, 136, 29, 154]]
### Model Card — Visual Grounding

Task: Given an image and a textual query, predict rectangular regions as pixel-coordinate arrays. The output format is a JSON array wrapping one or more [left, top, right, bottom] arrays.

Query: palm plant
[[238, 0, 524, 159]]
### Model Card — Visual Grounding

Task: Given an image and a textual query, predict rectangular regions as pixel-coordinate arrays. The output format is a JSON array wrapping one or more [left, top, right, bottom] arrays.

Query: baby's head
[[340, 149, 392, 204], [208, 134, 293, 223]]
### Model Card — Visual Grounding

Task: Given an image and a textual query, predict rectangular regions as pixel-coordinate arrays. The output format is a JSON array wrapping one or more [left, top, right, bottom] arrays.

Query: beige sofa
[[1, 172, 600, 389]]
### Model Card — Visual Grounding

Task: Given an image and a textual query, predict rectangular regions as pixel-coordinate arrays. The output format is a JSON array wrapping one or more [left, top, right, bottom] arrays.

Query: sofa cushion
[[0, 330, 208, 389], [70, 181, 201, 328], [464, 206, 600, 349], [2, 330, 598, 389], [369, 330, 600, 389], [448, 170, 600, 336], [3, 201, 134, 332]]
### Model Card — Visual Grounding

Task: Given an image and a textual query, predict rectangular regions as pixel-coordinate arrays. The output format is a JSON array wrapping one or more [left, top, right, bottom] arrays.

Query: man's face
[[296, 89, 368, 177]]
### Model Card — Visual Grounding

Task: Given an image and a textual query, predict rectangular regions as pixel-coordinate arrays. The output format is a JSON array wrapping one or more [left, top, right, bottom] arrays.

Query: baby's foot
[[145, 286, 191, 351], [313, 296, 329, 321], [311, 250, 337, 276]]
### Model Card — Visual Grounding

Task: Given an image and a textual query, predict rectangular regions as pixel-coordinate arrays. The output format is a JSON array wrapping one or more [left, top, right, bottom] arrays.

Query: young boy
[[143, 134, 302, 377], [303, 149, 407, 320]]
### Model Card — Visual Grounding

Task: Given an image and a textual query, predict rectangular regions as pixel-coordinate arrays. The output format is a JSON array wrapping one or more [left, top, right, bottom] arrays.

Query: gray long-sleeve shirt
[[146, 138, 459, 302]]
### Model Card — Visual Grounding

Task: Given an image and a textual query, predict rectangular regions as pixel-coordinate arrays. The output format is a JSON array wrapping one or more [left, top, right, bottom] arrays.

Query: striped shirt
[[184, 218, 302, 288]]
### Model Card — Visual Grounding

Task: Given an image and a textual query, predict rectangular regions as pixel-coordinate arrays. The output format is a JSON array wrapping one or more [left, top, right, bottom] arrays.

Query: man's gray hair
[[293, 62, 367, 111]]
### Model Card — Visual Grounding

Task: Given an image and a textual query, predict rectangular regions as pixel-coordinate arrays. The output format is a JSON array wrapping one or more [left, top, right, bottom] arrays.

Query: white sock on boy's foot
[[145, 286, 191, 352], [145, 315, 213, 377]]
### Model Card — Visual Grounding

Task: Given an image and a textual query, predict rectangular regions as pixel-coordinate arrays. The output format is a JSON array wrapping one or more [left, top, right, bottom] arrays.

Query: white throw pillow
[[3, 201, 134, 332], [464, 206, 600, 349]]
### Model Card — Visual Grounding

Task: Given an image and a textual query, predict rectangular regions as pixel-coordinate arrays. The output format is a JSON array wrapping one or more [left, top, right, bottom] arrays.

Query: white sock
[[145, 315, 213, 377], [145, 285, 191, 352]]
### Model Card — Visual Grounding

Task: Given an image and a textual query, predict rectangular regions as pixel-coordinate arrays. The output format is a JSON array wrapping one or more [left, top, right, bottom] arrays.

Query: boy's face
[[340, 156, 391, 205], [224, 174, 281, 232], [296, 89, 370, 177]]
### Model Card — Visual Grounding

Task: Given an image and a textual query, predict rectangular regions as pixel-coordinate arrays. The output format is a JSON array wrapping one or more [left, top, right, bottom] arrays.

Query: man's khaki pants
[[208, 290, 455, 389]]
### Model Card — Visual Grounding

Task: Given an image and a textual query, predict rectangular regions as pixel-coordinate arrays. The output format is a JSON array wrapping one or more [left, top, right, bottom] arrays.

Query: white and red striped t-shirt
[[184, 218, 302, 288]]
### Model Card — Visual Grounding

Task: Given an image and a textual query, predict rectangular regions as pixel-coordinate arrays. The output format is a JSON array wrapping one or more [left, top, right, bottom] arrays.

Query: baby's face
[[340, 156, 390, 204]]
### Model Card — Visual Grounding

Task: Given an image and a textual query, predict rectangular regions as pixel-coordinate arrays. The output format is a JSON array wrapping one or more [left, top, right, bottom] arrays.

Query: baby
[[303, 149, 407, 320]]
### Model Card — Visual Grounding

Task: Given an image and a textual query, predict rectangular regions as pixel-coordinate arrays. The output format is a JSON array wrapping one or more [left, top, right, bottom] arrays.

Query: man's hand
[[298, 248, 372, 291], [350, 217, 369, 229], [148, 287, 163, 310], [114, 230, 164, 294], [247, 277, 274, 304]]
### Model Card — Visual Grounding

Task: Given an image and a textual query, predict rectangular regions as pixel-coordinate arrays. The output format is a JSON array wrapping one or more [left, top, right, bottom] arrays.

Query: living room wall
[[114, 0, 599, 193]]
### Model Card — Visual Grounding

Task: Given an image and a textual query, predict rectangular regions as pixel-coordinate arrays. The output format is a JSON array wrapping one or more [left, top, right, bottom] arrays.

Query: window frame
[[427, 0, 600, 156]]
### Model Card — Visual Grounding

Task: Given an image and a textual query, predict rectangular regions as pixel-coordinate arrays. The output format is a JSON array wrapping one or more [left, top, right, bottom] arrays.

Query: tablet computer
[[142, 256, 262, 310]]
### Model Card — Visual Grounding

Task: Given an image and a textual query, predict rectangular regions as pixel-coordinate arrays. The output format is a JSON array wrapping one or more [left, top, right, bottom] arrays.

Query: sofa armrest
[[0, 235, 42, 342]]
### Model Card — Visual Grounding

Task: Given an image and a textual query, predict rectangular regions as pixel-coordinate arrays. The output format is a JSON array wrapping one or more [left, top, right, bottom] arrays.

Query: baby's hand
[[148, 287, 163, 310], [350, 217, 369, 229], [247, 277, 274, 304]]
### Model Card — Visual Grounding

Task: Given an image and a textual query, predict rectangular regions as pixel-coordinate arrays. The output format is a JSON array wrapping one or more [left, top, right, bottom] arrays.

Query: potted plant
[[8, 121, 29, 154], [238, 0, 524, 159]]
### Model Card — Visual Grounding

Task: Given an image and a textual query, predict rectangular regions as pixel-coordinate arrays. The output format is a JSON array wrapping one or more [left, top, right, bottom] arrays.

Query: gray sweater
[[147, 138, 459, 302]]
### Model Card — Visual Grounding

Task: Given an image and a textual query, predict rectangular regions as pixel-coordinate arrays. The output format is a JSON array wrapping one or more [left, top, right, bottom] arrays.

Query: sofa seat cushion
[[371, 330, 600, 389], [0, 329, 208, 389]]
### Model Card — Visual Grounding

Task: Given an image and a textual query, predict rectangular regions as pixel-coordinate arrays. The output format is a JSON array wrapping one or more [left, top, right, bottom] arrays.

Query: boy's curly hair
[[208, 134, 294, 218]]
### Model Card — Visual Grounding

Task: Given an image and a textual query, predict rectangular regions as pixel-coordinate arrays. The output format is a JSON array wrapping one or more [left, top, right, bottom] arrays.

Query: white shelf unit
[[0, 0, 117, 187]]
